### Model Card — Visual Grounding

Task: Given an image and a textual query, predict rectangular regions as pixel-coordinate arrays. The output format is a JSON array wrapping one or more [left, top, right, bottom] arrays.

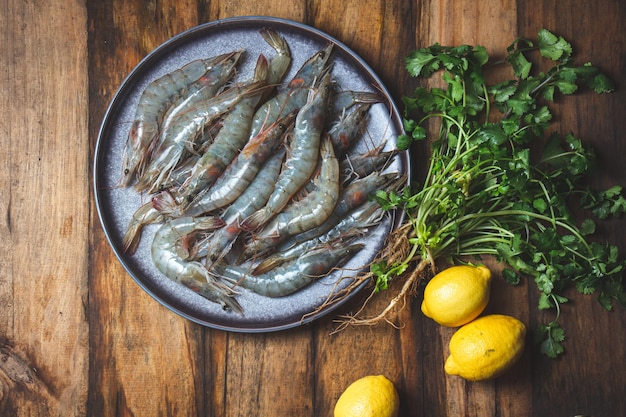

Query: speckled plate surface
[[94, 16, 410, 332]]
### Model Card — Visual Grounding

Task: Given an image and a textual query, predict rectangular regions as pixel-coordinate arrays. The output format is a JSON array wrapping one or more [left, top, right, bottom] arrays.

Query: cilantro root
[[328, 29, 626, 357]]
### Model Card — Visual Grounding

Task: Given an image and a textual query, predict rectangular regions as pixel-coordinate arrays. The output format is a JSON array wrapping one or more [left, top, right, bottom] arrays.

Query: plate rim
[[93, 15, 411, 333]]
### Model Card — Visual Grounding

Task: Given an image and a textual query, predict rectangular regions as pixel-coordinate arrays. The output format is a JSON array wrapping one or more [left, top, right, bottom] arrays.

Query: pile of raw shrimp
[[119, 28, 405, 314]]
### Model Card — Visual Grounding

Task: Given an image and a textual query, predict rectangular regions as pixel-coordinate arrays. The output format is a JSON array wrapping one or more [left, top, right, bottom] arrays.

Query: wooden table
[[2, 0, 625, 415]]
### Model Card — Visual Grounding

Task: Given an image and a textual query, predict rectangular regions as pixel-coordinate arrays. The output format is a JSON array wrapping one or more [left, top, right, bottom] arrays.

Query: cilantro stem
[[361, 30, 625, 358]]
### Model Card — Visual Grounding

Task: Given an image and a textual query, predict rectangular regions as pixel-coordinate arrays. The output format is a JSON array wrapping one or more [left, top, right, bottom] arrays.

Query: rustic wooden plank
[[313, 303, 409, 416], [201, 0, 305, 21], [194, 4, 313, 417], [202, 328, 229, 415], [219, 329, 314, 416], [312, 0, 415, 101], [87, 1, 210, 416], [305, 3, 419, 416], [516, 2, 626, 416], [0, 0, 90, 415]]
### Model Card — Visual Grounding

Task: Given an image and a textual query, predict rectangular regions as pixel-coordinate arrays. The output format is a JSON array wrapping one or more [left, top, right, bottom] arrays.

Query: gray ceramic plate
[[94, 16, 410, 332]]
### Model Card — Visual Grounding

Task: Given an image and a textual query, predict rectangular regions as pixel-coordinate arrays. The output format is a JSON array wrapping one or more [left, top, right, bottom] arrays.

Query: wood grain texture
[[0, 0, 89, 415], [0, 0, 623, 415], [87, 1, 206, 416]]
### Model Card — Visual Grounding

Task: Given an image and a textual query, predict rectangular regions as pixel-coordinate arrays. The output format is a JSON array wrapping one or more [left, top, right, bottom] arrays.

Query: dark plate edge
[[93, 16, 411, 333]]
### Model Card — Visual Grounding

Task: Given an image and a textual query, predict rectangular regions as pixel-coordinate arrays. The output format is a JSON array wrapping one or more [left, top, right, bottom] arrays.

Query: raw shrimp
[[135, 79, 268, 194], [181, 111, 296, 217], [340, 145, 398, 183], [195, 147, 287, 268], [178, 28, 290, 200], [123, 109, 294, 240], [178, 55, 270, 200], [158, 51, 243, 139], [299, 96, 383, 194], [327, 102, 372, 157], [151, 216, 242, 313], [288, 171, 405, 247], [121, 51, 242, 186], [240, 135, 339, 260], [242, 71, 334, 231], [296, 101, 375, 196], [217, 243, 364, 297], [253, 200, 385, 274], [248, 42, 333, 139]]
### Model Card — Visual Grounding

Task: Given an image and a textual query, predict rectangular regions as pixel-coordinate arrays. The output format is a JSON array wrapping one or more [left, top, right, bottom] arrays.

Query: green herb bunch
[[372, 29, 626, 357]]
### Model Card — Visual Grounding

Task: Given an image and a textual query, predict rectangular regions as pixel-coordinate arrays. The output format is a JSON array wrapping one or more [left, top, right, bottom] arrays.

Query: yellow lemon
[[334, 375, 399, 417], [444, 314, 526, 381], [421, 264, 492, 327]]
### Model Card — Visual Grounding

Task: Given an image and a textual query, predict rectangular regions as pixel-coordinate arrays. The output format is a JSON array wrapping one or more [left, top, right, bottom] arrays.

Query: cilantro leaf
[[405, 48, 439, 77], [581, 186, 626, 219], [507, 50, 532, 79], [536, 321, 566, 358], [385, 29, 621, 360], [537, 28, 572, 62]]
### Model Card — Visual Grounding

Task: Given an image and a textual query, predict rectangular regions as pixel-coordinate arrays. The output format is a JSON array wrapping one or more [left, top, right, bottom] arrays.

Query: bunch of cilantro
[[372, 29, 626, 357]]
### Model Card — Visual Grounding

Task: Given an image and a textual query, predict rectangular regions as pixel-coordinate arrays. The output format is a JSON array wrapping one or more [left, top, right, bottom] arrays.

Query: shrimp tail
[[252, 53, 270, 82], [178, 265, 243, 314], [193, 216, 226, 230], [122, 201, 164, 255], [250, 256, 282, 275], [260, 27, 290, 60], [122, 190, 185, 254], [239, 207, 271, 232], [151, 190, 181, 213], [352, 91, 384, 104], [199, 287, 243, 314], [260, 27, 292, 85]]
